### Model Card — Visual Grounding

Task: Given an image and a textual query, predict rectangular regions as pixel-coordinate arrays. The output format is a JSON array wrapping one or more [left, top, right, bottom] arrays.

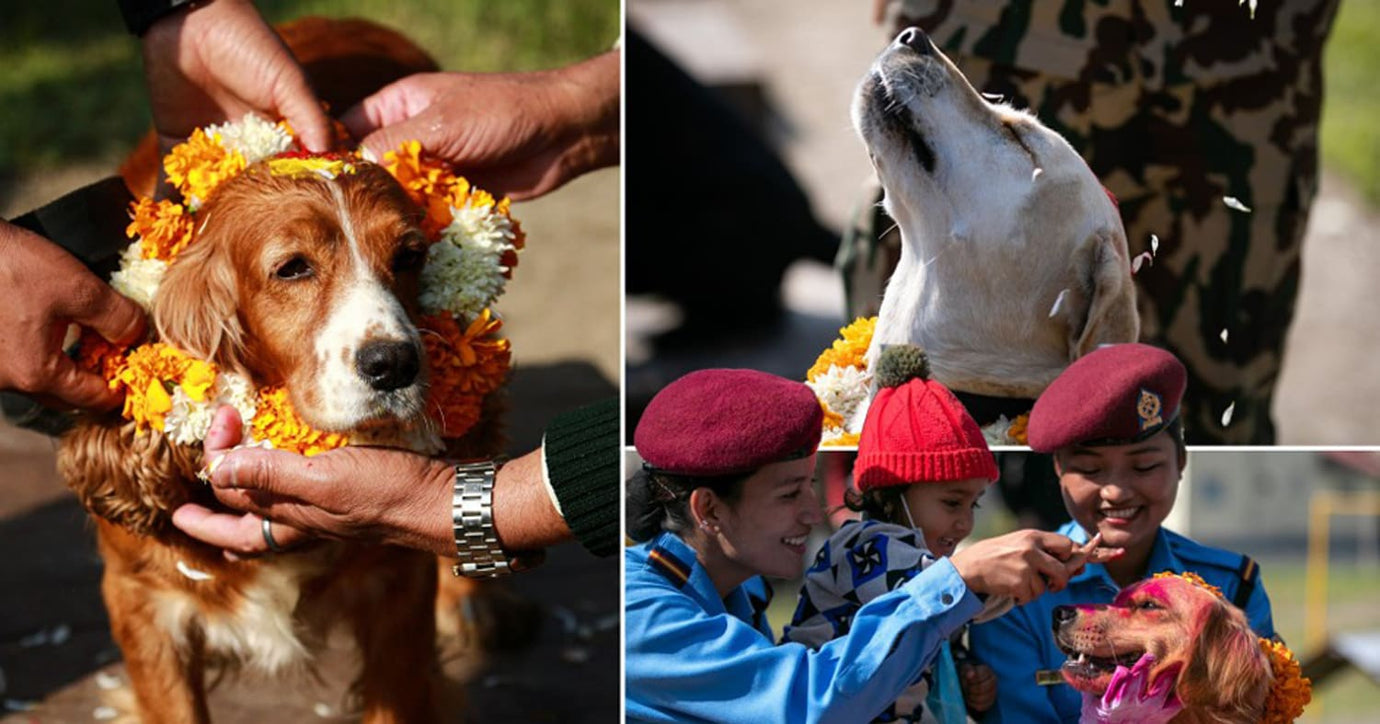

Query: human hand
[[170, 406, 453, 559], [140, 0, 331, 154], [1079, 653, 1183, 724], [341, 50, 620, 201], [950, 530, 1123, 603], [0, 221, 146, 410], [960, 662, 997, 713]]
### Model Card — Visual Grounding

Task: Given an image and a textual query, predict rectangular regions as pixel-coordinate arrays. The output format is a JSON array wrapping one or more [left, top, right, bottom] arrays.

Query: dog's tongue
[[1078, 654, 1183, 724]]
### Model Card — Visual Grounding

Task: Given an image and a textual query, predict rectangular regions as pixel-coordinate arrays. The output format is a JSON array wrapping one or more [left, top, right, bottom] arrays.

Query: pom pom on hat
[[855, 346, 998, 491], [635, 368, 823, 476]]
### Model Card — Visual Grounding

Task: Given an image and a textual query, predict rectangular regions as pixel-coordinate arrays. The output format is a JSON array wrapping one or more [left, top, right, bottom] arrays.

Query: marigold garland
[[1152, 571, 1312, 723], [83, 112, 523, 452], [806, 317, 875, 381], [251, 387, 350, 457], [418, 310, 511, 438]]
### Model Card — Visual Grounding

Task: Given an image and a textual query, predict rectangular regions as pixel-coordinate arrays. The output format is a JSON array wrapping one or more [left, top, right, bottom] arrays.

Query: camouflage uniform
[[843, 0, 1339, 444]]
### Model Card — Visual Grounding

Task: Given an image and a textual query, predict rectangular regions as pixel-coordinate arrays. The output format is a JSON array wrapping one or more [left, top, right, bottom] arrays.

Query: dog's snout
[[894, 27, 934, 55], [1053, 605, 1078, 627], [356, 340, 420, 391]]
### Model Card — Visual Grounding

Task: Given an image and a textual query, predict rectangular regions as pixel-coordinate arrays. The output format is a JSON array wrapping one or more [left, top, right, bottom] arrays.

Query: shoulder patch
[[647, 545, 692, 589]]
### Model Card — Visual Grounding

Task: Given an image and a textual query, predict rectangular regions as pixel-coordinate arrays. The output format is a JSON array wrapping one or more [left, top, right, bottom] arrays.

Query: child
[[784, 345, 1010, 723]]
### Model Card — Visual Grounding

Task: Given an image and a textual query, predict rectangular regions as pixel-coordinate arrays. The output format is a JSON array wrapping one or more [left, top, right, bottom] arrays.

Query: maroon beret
[[1027, 343, 1186, 452], [635, 369, 823, 476]]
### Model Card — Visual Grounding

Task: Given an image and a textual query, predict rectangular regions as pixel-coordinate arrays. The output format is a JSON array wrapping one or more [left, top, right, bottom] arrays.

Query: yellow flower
[[1008, 414, 1030, 445], [419, 310, 511, 438], [1151, 571, 1225, 600], [250, 386, 349, 456], [808, 317, 876, 381], [823, 432, 861, 447], [108, 343, 219, 432], [127, 198, 195, 261], [163, 128, 246, 206], [1259, 638, 1311, 724]]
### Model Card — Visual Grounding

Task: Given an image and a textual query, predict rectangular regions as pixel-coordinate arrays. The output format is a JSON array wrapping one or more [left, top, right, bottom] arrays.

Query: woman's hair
[[842, 485, 911, 527], [626, 466, 751, 543]]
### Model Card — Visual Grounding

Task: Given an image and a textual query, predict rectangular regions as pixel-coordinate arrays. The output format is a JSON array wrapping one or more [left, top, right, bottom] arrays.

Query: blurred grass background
[[1320, 0, 1380, 206], [0, 0, 618, 208]]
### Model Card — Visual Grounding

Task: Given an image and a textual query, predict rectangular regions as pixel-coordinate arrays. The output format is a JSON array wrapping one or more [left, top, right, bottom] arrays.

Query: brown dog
[[56, 18, 514, 724], [1054, 575, 1273, 723]]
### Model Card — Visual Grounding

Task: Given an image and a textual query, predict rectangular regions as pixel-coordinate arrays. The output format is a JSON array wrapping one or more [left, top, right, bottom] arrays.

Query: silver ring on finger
[[262, 517, 285, 554]]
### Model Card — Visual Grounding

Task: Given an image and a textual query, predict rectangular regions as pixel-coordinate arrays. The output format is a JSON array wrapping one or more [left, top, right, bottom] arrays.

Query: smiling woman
[[624, 366, 1105, 724]]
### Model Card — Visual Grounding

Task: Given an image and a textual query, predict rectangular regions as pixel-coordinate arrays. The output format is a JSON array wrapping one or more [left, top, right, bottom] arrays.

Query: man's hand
[[141, 0, 330, 154], [342, 50, 620, 201], [171, 406, 453, 559], [0, 221, 146, 410]]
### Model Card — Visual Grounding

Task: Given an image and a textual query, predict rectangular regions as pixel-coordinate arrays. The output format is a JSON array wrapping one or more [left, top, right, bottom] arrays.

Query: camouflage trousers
[[843, 0, 1340, 444]]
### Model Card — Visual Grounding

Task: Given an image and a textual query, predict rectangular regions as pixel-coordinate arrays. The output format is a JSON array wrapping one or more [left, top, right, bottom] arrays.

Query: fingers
[[170, 504, 311, 559], [340, 76, 439, 159], [202, 405, 247, 462], [43, 354, 122, 411], [60, 279, 147, 348], [271, 67, 331, 152]]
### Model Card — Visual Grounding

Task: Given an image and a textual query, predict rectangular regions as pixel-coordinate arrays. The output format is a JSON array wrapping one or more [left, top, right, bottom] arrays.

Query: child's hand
[[960, 662, 998, 712]]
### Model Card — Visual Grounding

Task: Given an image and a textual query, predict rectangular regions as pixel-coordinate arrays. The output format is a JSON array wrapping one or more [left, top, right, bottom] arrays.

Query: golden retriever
[[1054, 575, 1273, 723], [853, 28, 1139, 402]]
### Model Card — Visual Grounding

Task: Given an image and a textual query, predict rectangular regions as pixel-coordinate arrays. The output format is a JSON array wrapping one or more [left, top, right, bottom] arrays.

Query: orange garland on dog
[[1152, 571, 1312, 723], [82, 114, 522, 455]]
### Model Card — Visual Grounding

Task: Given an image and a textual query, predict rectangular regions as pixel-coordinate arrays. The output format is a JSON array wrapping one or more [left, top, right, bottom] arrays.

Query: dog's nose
[[1053, 606, 1078, 627], [894, 26, 935, 55], [356, 340, 420, 391]]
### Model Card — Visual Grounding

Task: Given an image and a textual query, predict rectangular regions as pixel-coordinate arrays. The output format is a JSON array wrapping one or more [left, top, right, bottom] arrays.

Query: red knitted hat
[[855, 346, 999, 491]]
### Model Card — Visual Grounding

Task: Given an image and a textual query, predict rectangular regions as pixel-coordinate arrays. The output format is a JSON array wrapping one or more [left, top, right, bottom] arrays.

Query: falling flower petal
[[1221, 402, 1236, 427], [982, 92, 1004, 102], [1032, 167, 1043, 181], [314, 703, 334, 718], [1150, 234, 1160, 255], [1223, 196, 1252, 213], [1131, 252, 1153, 274], [1220, 328, 1229, 344], [95, 672, 122, 690], [94, 706, 119, 720], [1049, 289, 1070, 318], [176, 560, 214, 582]]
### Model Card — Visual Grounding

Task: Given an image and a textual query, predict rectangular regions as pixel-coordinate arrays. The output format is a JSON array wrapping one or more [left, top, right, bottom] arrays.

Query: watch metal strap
[[451, 461, 513, 578]]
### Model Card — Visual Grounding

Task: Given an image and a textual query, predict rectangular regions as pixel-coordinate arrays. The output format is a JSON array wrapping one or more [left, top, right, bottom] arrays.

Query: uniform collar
[[1062, 522, 1181, 591], [650, 532, 770, 627]]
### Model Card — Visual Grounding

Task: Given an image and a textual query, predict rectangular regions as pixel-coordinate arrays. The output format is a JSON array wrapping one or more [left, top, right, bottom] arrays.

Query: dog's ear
[[1176, 600, 1272, 721], [1069, 229, 1140, 358], [58, 418, 203, 535], [152, 234, 247, 375]]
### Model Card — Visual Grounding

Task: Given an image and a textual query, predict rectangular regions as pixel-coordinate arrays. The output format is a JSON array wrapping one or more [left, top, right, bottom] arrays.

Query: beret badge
[[1137, 388, 1163, 431]]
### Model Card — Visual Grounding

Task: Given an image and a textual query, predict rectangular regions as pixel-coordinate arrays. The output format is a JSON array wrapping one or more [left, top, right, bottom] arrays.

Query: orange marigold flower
[[807, 317, 876, 381], [251, 386, 349, 456], [163, 128, 246, 205], [419, 310, 511, 438], [1260, 638, 1311, 724], [382, 140, 457, 238], [1151, 571, 1225, 600], [126, 198, 195, 261], [74, 329, 130, 381], [823, 432, 861, 447], [1009, 414, 1030, 445], [109, 343, 217, 432]]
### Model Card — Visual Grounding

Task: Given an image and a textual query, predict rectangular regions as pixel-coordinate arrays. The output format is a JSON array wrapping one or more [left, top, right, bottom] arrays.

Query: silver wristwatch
[[451, 461, 513, 578]]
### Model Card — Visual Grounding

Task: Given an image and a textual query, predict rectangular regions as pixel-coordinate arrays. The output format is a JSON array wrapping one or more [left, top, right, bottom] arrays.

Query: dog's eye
[[1135, 599, 1163, 611], [392, 247, 427, 273], [275, 256, 314, 280]]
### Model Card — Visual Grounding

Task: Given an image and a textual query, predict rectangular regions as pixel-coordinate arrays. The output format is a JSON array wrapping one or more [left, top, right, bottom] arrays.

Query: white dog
[[855, 28, 1139, 405]]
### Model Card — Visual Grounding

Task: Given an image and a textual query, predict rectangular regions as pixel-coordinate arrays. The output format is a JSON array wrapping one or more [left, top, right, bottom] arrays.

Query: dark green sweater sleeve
[[542, 398, 619, 557]]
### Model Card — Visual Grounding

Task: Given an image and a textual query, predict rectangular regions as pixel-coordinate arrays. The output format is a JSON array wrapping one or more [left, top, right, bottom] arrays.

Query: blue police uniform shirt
[[969, 521, 1275, 724], [626, 530, 983, 724]]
